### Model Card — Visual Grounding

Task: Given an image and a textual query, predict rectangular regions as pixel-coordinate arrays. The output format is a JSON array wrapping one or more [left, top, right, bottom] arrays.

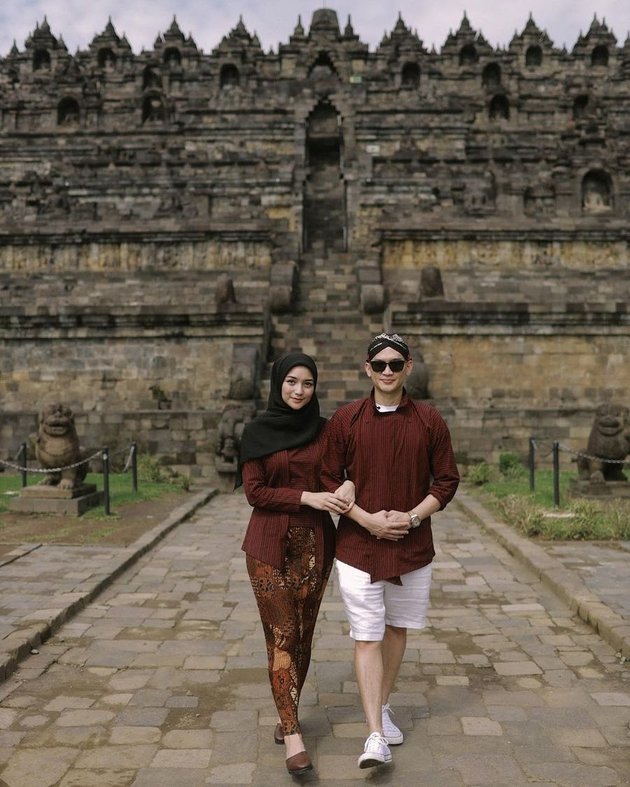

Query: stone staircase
[[265, 247, 384, 417]]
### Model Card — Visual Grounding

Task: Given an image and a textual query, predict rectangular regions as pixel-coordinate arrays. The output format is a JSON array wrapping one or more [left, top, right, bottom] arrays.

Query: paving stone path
[[0, 492, 628, 786]]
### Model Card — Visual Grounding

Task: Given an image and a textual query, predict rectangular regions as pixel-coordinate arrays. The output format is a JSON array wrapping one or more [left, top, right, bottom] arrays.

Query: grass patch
[[0, 463, 187, 518], [0, 455, 194, 550], [465, 458, 630, 541]]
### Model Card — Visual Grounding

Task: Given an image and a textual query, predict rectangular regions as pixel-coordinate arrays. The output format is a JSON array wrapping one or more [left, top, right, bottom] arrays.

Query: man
[[321, 332, 459, 769]]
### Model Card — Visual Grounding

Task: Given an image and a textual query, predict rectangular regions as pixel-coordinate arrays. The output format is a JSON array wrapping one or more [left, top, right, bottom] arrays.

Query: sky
[[0, 1, 627, 58]]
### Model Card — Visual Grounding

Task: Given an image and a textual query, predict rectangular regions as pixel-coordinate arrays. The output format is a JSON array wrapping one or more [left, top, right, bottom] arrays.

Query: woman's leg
[[246, 553, 301, 735], [293, 529, 332, 697], [246, 529, 330, 743]]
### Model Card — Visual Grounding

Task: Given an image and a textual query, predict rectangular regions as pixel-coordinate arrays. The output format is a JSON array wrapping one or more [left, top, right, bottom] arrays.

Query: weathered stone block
[[360, 285, 384, 314], [228, 345, 259, 400]]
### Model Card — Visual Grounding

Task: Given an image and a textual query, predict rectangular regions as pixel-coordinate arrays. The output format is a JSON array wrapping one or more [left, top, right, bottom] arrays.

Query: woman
[[238, 352, 354, 776]]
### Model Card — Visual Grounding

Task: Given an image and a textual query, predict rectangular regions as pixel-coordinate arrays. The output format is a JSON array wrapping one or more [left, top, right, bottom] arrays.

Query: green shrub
[[497, 495, 546, 536], [137, 454, 190, 490], [467, 462, 492, 485], [564, 499, 630, 540], [137, 454, 167, 483], [498, 452, 526, 479]]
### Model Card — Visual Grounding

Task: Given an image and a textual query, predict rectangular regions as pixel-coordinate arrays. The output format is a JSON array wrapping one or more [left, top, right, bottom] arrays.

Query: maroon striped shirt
[[241, 425, 336, 572], [321, 391, 460, 582]]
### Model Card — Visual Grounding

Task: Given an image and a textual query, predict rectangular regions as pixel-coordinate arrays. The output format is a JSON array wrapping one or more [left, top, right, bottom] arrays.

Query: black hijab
[[235, 352, 325, 487]]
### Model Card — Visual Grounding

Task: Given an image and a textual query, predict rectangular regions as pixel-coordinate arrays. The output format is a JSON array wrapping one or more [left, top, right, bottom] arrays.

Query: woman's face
[[281, 365, 315, 410]]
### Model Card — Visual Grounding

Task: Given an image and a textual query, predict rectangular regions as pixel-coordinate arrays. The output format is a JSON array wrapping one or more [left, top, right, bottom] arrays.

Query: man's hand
[[365, 510, 410, 541], [385, 510, 412, 525]]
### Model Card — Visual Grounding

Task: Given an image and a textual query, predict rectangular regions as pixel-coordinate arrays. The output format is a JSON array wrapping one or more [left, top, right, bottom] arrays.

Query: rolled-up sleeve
[[427, 412, 460, 509]]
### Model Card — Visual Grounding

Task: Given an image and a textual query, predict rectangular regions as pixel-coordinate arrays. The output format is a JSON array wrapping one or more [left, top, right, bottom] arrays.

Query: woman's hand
[[301, 490, 353, 513], [334, 480, 355, 512]]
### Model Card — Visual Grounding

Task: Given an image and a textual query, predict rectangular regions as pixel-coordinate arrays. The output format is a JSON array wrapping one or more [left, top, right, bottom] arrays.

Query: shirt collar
[[369, 388, 410, 412]]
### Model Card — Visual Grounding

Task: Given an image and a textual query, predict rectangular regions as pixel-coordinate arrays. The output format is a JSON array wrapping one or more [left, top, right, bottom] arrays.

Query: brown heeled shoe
[[286, 750, 313, 776], [274, 722, 284, 744]]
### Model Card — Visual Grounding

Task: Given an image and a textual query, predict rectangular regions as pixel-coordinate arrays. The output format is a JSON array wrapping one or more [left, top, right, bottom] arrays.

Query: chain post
[[19, 441, 28, 488], [528, 437, 535, 492], [131, 442, 138, 492], [102, 447, 111, 515], [552, 441, 560, 508]]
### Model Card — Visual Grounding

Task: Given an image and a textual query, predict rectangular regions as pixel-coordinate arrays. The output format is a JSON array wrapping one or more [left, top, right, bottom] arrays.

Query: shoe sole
[[358, 755, 392, 769], [287, 764, 313, 775], [384, 733, 404, 745]]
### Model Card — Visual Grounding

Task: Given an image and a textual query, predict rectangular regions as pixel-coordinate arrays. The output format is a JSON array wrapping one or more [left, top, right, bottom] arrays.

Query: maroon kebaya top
[[320, 391, 459, 582], [241, 425, 336, 572]]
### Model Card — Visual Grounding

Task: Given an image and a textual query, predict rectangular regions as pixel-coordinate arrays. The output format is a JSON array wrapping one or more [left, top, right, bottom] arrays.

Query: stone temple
[[1, 9, 629, 484]]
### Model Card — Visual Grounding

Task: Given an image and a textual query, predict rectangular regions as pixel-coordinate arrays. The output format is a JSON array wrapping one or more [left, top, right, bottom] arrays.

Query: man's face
[[364, 348, 412, 397]]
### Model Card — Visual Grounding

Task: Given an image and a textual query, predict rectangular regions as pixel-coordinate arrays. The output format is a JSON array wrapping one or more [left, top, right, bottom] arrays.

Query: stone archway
[[303, 100, 345, 251]]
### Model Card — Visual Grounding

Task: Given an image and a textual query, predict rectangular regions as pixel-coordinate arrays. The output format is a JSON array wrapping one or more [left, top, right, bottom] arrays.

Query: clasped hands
[[369, 509, 411, 541]]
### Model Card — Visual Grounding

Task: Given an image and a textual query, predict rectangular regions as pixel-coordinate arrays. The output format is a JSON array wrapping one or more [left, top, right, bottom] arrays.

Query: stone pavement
[[0, 490, 628, 786], [0, 490, 217, 684]]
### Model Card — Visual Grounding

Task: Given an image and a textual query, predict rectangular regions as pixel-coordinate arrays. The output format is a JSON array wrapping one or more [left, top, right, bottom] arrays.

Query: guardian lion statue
[[35, 403, 87, 490], [577, 402, 630, 482], [216, 402, 256, 472]]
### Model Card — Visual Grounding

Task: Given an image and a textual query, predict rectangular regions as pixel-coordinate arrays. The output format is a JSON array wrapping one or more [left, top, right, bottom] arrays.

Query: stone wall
[[382, 235, 630, 276], [0, 299, 270, 482], [0, 237, 273, 278], [2, 332, 239, 412], [1, 9, 629, 480], [442, 405, 593, 468], [393, 304, 629, 465]]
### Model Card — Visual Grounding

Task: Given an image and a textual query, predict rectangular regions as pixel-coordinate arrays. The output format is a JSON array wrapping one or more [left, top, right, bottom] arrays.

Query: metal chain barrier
[[119, 445, 136, 473], [530, 438, 555, 459], [528, 435, 630, 507], [0, 450, 102, 474], [1, 442, 139, 515], [531, 437, 630, 465], [0, 445, 139, 474], [558, 443, 630, 465]]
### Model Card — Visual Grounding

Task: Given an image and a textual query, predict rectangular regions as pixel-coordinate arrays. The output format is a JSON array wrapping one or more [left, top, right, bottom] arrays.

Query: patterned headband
[[367, 332, 410, 360]]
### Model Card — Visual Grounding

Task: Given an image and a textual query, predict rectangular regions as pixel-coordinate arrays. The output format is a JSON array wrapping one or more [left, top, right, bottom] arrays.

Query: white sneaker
[[358, 731, 392, 769], [381, 703, 404, 745]]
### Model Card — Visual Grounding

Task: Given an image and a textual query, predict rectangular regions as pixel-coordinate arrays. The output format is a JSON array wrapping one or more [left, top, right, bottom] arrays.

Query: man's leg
[[381, 624, 407, 704], [335, 561, 393, 767], [354, 639, 383, 733]]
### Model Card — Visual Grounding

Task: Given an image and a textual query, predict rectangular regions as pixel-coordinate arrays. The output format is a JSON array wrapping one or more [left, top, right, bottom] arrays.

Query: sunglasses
[[369, 359, 406, 373]]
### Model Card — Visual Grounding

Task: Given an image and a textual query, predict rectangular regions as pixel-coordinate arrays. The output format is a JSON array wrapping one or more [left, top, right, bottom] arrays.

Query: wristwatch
[[408, 512, 421, 529]]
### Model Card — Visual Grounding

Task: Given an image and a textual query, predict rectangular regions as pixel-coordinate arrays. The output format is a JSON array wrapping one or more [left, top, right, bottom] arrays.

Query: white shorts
[[335, 559, 433, 641]]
